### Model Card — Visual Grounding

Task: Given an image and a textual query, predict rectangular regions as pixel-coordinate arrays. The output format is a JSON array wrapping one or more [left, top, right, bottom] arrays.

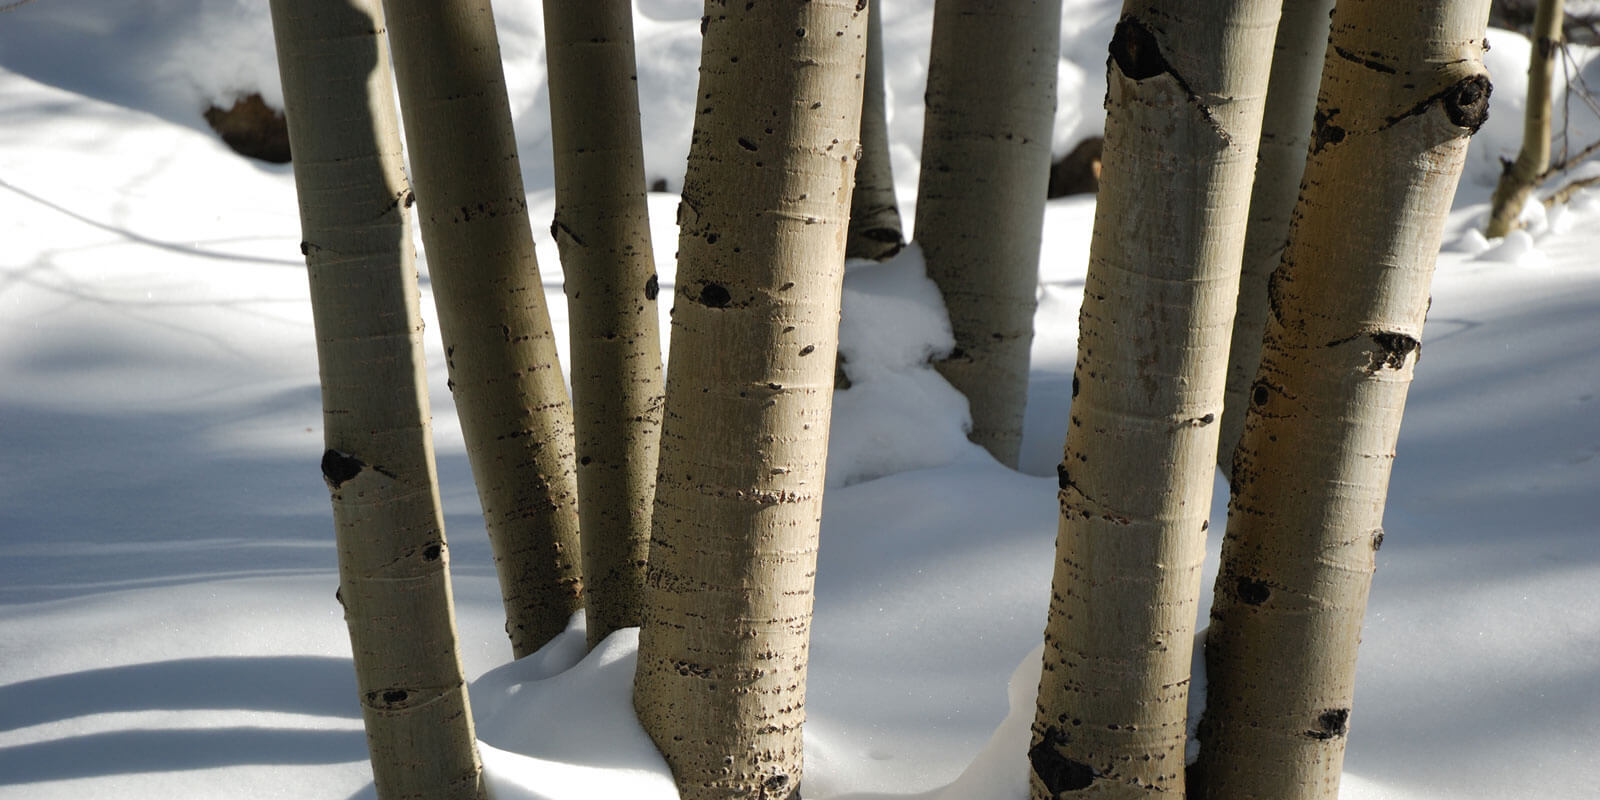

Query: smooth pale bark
[[1218, 0, 1336, 469], [1195, 2, 1492, 798], [269, 1, 484, 796], [1487, 0, 1563, 237], [915, 0, 1061, 468], [543, 0, 664, 650], [1029, 3, 1280, 797], [846, 0, 905, 261], [631, 3, 866, 797], [381, 0, 583, 657]]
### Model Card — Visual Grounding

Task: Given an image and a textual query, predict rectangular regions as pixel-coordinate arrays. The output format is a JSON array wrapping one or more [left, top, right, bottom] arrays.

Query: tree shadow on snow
[[0, 727, 366, 785], [0, 655, 360, 732]]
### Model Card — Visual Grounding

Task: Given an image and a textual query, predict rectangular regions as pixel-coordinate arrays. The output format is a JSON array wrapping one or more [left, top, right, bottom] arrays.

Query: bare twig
[[1544, 173, 1600, 206]]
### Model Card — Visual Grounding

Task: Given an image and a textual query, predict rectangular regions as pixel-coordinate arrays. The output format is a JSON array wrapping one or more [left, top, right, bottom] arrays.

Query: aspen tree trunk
[[381, 0, 583, 657], [1029, 3, 1280, 797], [632, 3, 866, 797], [269, 0, 485, 796], [914, 0, 1061, 468], [846, 0, 905, 261], [542, 0, 665, 650], [1195, 2, 1492, 798], [1487, 0, 1564, 237], [1217, 0, 1336, 468]]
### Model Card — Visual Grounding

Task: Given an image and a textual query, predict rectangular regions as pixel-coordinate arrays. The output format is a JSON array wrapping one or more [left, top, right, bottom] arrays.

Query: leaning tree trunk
[[270, 0, 485, 796], [1195, 2, 1492, 798], [845, 0, 905, 261], [631, 2, 867, 797], [1487, 0, 1563, 237], [1217, 0, 1336, 468], [914, 0, 1061, 468], [1029, 3, 1280, 797], [542, 0, 665, 650], [381, 0, 583, 656]]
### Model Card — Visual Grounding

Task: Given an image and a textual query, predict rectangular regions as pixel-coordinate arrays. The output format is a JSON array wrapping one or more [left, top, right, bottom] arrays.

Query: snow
[[2, 3, 1599, 799]]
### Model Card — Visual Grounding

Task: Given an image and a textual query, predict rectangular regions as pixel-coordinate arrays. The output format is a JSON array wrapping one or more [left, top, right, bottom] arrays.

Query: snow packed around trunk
[[2, 1, 1599, 799]]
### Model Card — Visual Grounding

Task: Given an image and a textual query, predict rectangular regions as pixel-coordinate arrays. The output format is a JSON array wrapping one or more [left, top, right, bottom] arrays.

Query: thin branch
[[1544, 173, 1600, 206]]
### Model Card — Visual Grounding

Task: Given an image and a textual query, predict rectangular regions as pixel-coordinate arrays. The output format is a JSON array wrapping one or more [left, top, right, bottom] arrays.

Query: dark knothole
[[645, 274, 660, 301], [1307, 708, 1351, 740], [1370, 331, 1420, 370], [1109, 17, 1168, 81], [1251, 381, 1271, 408], [1030, 727, 1097, 792], [1443, 75, 1492, 132], [699, 282, 732, 308], [1236, 576, 1271, 606], [320, 449, 365, 489]]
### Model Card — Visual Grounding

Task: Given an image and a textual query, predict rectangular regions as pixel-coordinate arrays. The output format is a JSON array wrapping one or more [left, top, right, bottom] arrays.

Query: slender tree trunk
[[846, 0, 905, 261], [1487, 0, 1563, 237], [1195, 2, 1492, 798], [542, 0, 665, 650], [1029, 3, 1280, 797], [380, 0, 583, 657], [631, 3, 866, 797], [1218, 0, 1336, 469], [914, 0, 1061, 468], [270, 1, 484, 796]]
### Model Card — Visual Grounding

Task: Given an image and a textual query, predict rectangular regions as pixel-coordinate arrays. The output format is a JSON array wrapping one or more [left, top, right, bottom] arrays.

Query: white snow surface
[[2, 3, 1599, 799]]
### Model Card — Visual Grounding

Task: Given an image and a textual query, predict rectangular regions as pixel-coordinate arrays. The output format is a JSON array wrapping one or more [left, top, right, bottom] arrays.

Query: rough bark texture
[[543, 0, 665, 650], [1487, 0, 1563, 237], [381, 0, 583, 657], [1195, 2, 1491, 798], [1218, 0, 1336, 469], [845, 0, 905, 261], [631, 3, 866, 797], [915, 0, 1061, 468], [269, 1, 485, 796], [1030, 3, 1280, 797]]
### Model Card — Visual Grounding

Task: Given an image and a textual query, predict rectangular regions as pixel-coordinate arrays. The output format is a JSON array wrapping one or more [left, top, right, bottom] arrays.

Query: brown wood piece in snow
[[1048, 135, 1103, 197], [204, 93, 291, 163]]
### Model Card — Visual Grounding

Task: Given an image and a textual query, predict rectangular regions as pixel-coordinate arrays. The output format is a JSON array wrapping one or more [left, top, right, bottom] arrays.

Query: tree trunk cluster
[[269, 0, 1494, 797]]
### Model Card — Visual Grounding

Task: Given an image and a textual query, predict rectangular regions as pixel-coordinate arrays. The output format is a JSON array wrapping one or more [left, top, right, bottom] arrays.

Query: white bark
[[632, 3, 867, 797], [270, 0, 484, 796], [1030, 3, 1280, 796], [1195, 1, 1492, 797], [543, 0, 665, 649], [1218, 0, 1337, 468], [915, 0, 1062, 468], [381, 0, 584, 657]]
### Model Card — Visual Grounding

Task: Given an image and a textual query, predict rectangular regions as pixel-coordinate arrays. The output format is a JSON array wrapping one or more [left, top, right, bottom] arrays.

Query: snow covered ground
[[2, 2, 1598, 798]]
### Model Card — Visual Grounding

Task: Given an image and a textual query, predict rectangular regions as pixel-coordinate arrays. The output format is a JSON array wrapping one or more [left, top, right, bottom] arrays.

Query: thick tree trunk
[[846, 0, 905, 261], [914, 0, 1061, 468], [381, 0, 583, 657], [631, 3, 866, 797], [1195, 2, 1492, 798], [1029, 3, 1280, 797], [269, 1, 484, 796], [1218, 0, 1336, 469], [543, 0, 665, 650], [1487, 0, 1563, 237]]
